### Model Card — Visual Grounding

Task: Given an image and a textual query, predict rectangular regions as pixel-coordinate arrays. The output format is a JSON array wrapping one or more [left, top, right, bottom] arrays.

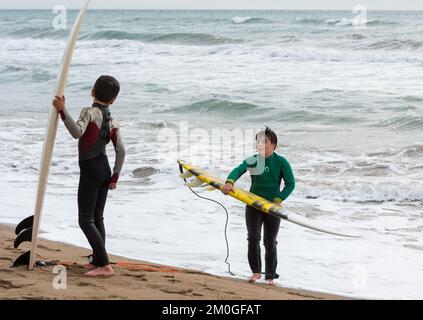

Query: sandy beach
[[0, 224, 347, 300]]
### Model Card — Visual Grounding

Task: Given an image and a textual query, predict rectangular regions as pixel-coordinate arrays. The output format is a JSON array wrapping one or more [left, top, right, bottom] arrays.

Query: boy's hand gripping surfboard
[[13, 1, 91, 270], [178, 160, 360, 238]]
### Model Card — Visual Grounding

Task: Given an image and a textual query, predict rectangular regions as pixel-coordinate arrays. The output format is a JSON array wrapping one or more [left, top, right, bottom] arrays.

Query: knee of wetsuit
[[247, 234, 261, 244], [94, 216, 104, 224], [264, 239, 278, 249], [78, 213, 94, 228]]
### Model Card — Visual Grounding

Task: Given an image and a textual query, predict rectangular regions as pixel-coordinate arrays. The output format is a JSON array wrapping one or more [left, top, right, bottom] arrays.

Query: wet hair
[[256, 126, 278, 149], [92, 75, 120, 103]]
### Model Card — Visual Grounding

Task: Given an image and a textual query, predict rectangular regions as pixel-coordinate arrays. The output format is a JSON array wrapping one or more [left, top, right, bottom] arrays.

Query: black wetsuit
[[60, 101, 125, 268], [245, 206, 281, 280], [77, 104, 111, 267]]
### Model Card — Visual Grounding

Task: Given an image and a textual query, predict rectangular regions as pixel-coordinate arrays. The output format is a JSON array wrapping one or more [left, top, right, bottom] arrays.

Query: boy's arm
[[110, 125, 126, 184], [53, 96, 90, 139], [274, 158, 295, 204], [59, 108, 91, 139], [226, 160, 248, 185]]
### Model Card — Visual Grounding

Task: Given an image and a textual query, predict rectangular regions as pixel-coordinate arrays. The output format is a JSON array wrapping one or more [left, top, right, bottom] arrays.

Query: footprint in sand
[[123, 273, 147, 281], [224, 291, 236, 295], [122, 272, 146, 279], [162, 275, 182, 283], [77, 282, 100, 288], [0, 279, 34, 289], [0, 257, 13, 261], [134, 274, 147, 281], [148, 284, 161, 289], [168, 279, 182, 283], [38, 245, 61, 252], [0, 268, 14, 274], [160, 288, 204, 297], [201, 284, 216, 291], [78, 282, 90, 287]]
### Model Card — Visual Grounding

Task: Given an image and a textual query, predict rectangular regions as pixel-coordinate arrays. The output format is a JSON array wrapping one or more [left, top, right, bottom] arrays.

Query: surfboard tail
[[287, 215, 361, 238], [273, 207, 361, 238]]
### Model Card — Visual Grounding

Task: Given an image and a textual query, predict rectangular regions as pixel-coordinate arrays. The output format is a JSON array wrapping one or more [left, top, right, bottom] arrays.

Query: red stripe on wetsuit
[[80, 122, 100, 154], [60, 108, 120, 183]]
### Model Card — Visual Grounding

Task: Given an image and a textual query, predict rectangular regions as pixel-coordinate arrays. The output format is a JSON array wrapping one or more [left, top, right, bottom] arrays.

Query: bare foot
[[267, 279, 276, 286], [82, 263, 97, 270], [248, 273, 262, 283], [85, 265, 114, 277]]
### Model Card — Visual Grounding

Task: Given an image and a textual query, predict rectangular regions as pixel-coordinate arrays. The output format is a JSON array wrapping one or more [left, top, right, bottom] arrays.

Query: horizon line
[[1, 8, 423, 11]]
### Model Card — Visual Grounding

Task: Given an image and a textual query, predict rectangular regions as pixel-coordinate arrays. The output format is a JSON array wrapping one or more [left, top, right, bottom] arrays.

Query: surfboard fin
[[186, 178, 205, 188], [13, 251, 30, 267], [12, 215, 35, 266], [12, 216, 35, 265], [179, 172, 193, 179], [12, 252, 53, 268], [12, 216, 34, 266], [14, 227, 33, 249], [15, 215, 34, 235]]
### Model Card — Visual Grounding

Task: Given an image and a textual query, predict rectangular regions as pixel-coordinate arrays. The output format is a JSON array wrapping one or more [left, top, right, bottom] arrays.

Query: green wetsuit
[[226, 152, 295, 203]]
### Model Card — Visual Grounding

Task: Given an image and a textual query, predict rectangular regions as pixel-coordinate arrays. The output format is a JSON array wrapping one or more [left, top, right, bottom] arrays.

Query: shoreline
[[0, 223, 348, 300]]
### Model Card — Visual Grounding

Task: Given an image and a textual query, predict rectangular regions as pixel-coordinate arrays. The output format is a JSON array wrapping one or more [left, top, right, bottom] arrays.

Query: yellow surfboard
[[178, 160, 359, 238]]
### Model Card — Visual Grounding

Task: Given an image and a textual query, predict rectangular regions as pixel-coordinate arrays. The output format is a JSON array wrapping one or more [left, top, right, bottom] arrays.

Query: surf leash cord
[[179, 164, 235, 276]]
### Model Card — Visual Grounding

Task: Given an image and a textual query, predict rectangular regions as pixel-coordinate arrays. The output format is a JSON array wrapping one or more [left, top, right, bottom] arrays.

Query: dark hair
[[92, 75, 120, 103], [256, 126, 278, 148]]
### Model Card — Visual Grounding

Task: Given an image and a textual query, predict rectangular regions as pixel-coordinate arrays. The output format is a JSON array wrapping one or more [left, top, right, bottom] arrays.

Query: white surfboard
[[26, 1, 90, 270]]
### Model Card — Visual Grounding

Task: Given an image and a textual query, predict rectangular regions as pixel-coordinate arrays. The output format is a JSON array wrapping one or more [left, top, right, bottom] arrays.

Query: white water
[[1, 10, 423, 299]]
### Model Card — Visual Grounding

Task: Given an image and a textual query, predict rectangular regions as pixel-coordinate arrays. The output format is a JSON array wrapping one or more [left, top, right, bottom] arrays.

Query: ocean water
[[0, 9, 422, 299]]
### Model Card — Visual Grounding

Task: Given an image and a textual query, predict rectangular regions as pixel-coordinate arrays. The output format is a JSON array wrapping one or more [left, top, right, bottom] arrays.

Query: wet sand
[[0, 224, 347, 300]]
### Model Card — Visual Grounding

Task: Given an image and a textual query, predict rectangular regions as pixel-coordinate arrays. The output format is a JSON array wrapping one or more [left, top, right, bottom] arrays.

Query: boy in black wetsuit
[[53, 75, 125, 277]]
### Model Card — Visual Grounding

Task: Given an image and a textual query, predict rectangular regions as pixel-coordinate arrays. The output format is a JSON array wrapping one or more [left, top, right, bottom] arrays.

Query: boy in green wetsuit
[[222, 127, 295, 285]]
